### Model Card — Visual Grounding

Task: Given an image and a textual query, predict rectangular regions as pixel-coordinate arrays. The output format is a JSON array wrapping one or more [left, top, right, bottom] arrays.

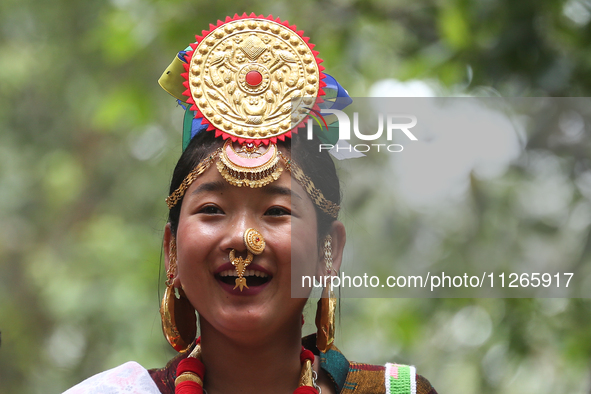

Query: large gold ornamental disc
[[186, 18, 321, 141]]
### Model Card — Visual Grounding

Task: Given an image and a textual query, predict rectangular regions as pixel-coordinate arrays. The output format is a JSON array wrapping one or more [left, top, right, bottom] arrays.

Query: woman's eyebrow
[[263, 185, 302, 200], [190, 181, 228, 196]]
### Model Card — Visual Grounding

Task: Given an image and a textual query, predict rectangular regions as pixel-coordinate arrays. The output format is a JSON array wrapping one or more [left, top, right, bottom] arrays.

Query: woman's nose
[[221, 224, 249, 253]]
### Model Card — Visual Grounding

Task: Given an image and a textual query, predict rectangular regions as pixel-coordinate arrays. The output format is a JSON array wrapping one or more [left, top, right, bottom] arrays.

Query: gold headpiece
[[182, 15, 323, 142], [160, 14, 340, 218]]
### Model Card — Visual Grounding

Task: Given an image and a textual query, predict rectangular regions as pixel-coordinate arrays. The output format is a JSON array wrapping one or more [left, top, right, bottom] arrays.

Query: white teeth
[[249, 270, 268, 278], [218, 269, 269, 278], [219, 270, 237, 277]]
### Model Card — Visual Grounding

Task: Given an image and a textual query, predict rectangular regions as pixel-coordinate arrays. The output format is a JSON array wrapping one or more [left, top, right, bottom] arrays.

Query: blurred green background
[[1, 0, 591, 393]]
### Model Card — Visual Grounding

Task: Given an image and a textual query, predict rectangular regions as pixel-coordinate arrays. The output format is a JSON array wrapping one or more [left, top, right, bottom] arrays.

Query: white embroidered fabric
[[63, 361, 161, 394]]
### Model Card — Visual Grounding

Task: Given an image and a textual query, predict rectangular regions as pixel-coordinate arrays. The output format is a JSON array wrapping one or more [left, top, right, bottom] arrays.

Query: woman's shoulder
[[63, 361, 161, 394], [339, 360, 437, 394], [309, 336, 437, 394]]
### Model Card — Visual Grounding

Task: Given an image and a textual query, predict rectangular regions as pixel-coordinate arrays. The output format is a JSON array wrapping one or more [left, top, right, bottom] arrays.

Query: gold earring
[[316, 235, 336, 353], [160, 236, 197, 352]]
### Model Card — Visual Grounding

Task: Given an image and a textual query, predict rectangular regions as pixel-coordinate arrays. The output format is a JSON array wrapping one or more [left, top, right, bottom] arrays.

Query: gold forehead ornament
[[165, 146, 340, 219], [217, 140, 282, 188]]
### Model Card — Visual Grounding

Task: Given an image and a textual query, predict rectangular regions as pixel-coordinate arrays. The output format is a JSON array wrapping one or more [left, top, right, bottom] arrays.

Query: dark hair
[[167, 131, 341, 241]]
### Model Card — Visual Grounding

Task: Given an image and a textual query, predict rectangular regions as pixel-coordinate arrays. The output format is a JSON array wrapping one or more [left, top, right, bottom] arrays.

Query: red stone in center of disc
[[245, 70, 263, 87]]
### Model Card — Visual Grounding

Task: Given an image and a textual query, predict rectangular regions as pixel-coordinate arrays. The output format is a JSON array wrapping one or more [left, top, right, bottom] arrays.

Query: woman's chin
[[207, 310, 281, 340]]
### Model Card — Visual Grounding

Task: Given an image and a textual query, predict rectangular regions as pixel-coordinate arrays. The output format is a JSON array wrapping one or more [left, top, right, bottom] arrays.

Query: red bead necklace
[[174, 339, 320, 394]]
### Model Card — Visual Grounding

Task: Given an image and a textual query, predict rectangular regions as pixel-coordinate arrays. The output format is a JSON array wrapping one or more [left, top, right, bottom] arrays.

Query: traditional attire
[[148, 336, 437, 394], [64, 335, 436, 394], [63, 361, 160, 394]]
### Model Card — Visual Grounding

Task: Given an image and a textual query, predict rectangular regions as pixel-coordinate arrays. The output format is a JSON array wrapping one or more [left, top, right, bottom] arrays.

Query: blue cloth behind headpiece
[[320, 73, 352, 112]]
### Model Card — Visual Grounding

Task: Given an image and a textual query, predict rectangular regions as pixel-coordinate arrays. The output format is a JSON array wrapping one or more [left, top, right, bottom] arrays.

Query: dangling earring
[[160, 236, 197, 352], [315, 235, 336, 353]]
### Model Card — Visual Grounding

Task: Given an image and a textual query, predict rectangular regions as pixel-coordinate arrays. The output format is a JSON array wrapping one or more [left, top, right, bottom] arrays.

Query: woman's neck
[[198, 317, 304, 394]]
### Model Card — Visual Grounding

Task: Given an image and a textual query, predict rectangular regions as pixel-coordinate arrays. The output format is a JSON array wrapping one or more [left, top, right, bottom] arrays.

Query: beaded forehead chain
[[160, 13, 349, 218]]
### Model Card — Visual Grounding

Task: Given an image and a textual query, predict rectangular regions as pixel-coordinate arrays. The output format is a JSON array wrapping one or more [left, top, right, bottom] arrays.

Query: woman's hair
[[167, 131, 341, 242]]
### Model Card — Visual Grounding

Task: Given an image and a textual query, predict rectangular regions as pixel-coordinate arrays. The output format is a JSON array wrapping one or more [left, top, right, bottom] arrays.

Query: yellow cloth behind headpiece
[[158, 55, 187, 102]]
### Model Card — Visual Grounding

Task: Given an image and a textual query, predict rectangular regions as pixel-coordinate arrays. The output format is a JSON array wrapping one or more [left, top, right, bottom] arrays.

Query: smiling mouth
[[217, 269, 271, 287]]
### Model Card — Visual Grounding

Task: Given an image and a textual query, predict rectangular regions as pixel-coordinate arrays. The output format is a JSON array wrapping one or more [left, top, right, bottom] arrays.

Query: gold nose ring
[[229, 228, 265, 291], [244, 228, 265, 255]]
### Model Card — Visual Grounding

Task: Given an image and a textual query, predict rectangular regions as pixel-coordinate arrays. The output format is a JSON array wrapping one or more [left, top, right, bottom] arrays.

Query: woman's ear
[[163, 223, 181, 288], [317, 221, 346, 277], [328, 221, 346, 275], [163, 223, 173, 272]]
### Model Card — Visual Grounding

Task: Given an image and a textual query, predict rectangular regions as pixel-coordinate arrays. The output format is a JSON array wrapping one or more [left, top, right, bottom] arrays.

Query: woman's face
[[172, 163, 321, 338]]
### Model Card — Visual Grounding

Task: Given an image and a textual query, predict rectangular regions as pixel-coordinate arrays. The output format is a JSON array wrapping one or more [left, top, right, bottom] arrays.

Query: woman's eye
[[265, 207, 291, 216], [199, 205, 224, 215]]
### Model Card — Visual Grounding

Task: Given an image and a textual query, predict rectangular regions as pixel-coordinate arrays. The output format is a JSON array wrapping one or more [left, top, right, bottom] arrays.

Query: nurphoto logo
[[306, 108, 419, 153]]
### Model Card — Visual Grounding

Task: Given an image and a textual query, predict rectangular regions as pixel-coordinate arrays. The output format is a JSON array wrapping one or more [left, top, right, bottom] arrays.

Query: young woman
[[64, 14, 437, 394]]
